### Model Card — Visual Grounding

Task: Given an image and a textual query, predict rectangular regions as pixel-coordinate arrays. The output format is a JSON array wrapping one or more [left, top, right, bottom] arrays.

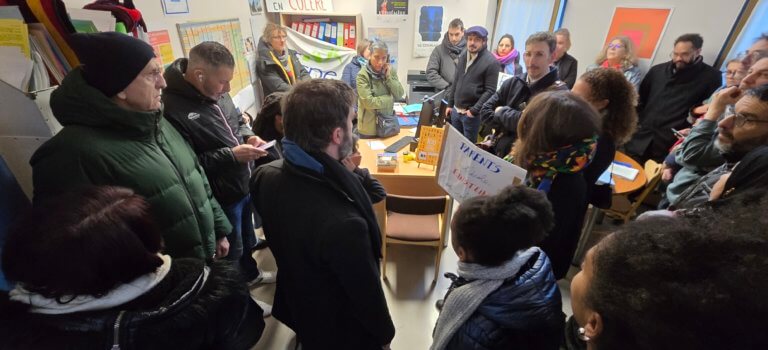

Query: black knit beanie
[[70, 32, 156, 97]]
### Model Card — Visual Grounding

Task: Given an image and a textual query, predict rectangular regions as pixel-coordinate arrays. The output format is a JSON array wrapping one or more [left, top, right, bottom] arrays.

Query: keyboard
[[385, 136, 415, 153]]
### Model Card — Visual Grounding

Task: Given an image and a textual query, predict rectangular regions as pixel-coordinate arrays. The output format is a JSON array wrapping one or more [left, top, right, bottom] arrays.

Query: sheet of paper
[[67, 8, 116, 33], [596, 167, 615, 186], [0, 46, 33, 91], [610, 161, 639, 181], [368, 141, 387, 150], [403, 103, 423, 114], [0, 19, 30, 58]]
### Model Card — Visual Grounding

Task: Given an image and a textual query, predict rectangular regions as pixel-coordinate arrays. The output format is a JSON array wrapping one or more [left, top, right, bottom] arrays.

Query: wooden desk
[[358, 128, 447, 231], [613, 151, 646, 194], [358, 128, 446, 197]]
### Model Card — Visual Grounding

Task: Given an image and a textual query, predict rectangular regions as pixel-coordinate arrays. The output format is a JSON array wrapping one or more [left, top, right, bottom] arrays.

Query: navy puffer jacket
[[445, 250, 565, 350]]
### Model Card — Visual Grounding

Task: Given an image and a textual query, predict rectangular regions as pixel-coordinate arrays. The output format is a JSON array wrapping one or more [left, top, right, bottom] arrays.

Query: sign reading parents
[[285, 27, 356, 80], [266, 0, 334, 13], [438, 125, 527, 203]]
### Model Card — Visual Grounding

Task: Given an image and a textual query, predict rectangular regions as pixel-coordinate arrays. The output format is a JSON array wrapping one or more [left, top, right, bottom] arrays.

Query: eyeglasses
[[272, 34, 287, 41], [731, 112, 768, 127], [721, 69, 744, 78], [607, 43, 624, 49], [145, 68, 163, 82]]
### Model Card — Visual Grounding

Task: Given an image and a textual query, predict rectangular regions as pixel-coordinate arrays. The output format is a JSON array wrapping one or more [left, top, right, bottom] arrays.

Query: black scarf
[[442, 32, 466, 59], [311, 151, 384, 261]]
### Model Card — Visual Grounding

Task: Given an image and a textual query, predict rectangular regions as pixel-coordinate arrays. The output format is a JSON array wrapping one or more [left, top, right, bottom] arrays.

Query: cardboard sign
[[416, 125, 444, 166], [437, 125, 527, 203]]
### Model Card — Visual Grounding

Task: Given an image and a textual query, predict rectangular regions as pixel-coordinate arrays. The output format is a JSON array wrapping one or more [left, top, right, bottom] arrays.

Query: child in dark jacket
[[344, 134, 386, 204], [431, 185, 564, 350]]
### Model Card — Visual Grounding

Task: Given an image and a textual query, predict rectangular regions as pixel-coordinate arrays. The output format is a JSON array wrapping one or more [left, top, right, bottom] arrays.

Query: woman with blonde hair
[[587, 36, 642, 89], [256, 23, 310, 97]]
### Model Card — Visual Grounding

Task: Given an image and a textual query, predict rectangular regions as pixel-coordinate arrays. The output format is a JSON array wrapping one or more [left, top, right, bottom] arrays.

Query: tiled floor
[[248, 203, 631, 349]]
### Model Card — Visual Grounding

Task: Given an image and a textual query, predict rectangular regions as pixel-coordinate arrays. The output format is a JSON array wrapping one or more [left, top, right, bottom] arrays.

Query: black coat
[[162, 58, 254, 206], [479, 67, 567, 156], [256, 38, 310, 97], [251, 157, 395, 349], [625, 59, 721, 162], [539, 172, 589, 279], [555, 52, 578, 89], [445, 251, 565, 350], [583, 136, 616, 209], [446, 46, 501, 115], [0, 259, 264, 350]]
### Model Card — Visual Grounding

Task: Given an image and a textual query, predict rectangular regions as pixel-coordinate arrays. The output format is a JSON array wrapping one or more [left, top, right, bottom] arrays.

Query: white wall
[[561, 0, 746, 76]]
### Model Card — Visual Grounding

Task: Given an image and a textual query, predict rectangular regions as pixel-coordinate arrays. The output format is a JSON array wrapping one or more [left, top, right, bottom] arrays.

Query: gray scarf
[[442, 32, 466, 60], [430, 247, 540, 350]]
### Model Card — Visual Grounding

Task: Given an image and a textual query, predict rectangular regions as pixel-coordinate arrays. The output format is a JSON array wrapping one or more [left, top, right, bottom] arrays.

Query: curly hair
[[585, 198, 768, 349], [577, 68, 638, 145], [594, 35, 638, 69], [452, 185, 554, 266]]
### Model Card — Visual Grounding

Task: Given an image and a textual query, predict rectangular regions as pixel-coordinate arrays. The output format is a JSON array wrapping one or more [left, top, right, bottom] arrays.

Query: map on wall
[[177, 19, 251, 94]]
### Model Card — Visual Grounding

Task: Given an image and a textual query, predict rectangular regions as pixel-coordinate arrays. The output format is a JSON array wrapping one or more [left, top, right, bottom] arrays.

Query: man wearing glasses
[[626, 33, 722, 163], [669, 84, 768, 209]]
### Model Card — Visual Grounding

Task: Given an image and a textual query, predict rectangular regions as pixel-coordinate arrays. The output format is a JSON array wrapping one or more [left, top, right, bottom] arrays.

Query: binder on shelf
[[346, 24, 356, 49], [297, 22, 306, 35], [291, 22, 298, 31], [310, 23, 318, 38], [330, 22, 337, 45], [302, 22, 312, 36], [343, 23, 349, 48], [324, 22, 333, 43], [337, 24, 344, 47], [318, 23, 326, 42]]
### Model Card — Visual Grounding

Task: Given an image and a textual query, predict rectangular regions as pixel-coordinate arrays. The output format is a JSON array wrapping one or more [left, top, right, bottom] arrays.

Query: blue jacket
[[446, 251, 565, 350], [342, 56, 364, 93]]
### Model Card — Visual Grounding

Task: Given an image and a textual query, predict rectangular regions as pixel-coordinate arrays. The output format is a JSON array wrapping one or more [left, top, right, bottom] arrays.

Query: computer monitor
[[436, 99, 449, 127], [414, 98, 436, 141]]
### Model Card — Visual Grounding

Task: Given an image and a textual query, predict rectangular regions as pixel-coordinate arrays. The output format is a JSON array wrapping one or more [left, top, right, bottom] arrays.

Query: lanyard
[[269, 51, 296, 85]]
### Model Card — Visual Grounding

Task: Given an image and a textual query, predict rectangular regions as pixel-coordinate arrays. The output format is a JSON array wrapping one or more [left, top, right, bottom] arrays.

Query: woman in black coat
[[0, 186, 265, 350], [511, 91, 600, 279]]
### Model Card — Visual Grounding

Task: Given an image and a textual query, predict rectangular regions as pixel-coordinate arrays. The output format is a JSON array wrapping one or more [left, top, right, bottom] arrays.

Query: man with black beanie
[[31, 32, 233, 261]]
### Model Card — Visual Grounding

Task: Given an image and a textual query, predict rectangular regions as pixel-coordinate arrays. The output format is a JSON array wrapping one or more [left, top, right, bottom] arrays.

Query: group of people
[[1, 17, 768, 350]]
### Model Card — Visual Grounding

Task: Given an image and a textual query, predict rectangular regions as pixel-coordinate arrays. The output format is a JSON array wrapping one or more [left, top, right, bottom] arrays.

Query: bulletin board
[[177, 18, 251, 93]]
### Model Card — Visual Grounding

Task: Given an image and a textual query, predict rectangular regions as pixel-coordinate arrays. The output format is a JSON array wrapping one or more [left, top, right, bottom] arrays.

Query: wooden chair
[[381, 194, 450, 283], [603, 160, 663, 223]]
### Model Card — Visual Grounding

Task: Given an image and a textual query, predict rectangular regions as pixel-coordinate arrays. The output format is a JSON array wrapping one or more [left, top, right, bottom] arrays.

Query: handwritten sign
[[437, 125, 527, 203], [266, 0, 334, 13]]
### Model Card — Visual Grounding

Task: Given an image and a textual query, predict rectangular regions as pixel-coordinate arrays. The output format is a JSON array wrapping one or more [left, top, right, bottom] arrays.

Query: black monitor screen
[[415, 99, 435, 139]]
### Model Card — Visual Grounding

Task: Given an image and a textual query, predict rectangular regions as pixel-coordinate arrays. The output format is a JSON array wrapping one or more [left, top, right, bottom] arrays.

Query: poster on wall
[[285, 27, 356, 80], [248, 0, 263, 15], [437, 125, 527, 203], [161, 0, 189, 15], [412, 5, 443, 58], [376, 0, 408, 15], [368, 27, 399, 69], [177, 19, 250, 93], [266, 0, 333, 13], [604, 7, 673, 61], [148, 30, 175, 66]]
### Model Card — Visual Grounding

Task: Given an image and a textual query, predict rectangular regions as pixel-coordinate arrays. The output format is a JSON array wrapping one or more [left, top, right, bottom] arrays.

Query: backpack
[[83, 0, 146, 36]]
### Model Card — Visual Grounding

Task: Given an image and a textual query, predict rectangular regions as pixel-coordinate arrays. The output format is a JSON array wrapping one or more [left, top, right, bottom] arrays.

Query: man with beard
[[670, 84, 768, 209], [479, 31, 568, 157], [626, 33, 722, 163], [446, 25, 500, 142], [250, 79, 395, 349], [426, 18, 466, 92]]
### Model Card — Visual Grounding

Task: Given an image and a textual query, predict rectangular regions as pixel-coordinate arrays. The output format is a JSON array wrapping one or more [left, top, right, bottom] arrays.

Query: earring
[[577, 327, 590, 342]]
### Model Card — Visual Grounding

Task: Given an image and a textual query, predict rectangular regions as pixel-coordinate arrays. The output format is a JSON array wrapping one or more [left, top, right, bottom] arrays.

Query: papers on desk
[[403, 103, 423, 114], [596, 168, 615, 186], [609, 161, 639, 181], [368, 140, 387, 150]]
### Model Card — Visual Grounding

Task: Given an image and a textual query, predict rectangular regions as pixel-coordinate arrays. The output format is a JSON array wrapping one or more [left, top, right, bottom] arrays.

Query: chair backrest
[[386, 194, 447, 215], [628, 160, 663, 213]]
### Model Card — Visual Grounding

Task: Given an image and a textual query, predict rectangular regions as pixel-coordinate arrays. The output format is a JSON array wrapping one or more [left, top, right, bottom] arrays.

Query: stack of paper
[[609, 161, 639, 181], [0, 46, 33, 91], [67, 8, 116, 33]]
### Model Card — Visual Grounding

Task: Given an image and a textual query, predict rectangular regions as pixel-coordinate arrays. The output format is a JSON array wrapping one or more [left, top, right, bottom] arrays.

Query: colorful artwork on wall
[[605, 7, 673, 60]]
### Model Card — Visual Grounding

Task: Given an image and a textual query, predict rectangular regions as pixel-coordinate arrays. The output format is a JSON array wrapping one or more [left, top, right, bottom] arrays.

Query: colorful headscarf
[[524, 135, 598, 193]]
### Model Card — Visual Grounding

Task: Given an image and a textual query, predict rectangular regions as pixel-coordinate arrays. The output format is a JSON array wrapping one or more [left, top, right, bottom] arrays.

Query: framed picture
[[604, 7, 673, 61], [248, 0, 263, 15], [162, 0, 189, 15]]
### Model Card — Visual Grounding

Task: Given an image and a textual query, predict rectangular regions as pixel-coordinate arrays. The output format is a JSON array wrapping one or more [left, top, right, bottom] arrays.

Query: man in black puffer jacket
[[163, 42, 274, 286], [479, 31, 567, 157]]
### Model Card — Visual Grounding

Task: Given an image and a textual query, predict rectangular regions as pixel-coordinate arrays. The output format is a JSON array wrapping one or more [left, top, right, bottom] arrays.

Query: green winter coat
[[30, 68, 232, 259], [356, 67, 404, 136]]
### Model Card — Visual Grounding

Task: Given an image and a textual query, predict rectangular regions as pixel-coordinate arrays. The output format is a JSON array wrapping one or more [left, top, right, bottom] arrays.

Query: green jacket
[[30, 68, 232, 259], [356, 67, 404, 136]]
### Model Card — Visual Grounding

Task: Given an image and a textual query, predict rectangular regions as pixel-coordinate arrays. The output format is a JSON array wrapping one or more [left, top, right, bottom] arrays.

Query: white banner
[[285, 27, 356, 80], [438, 125, 527, 203], [265, 0, 333, 13]]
